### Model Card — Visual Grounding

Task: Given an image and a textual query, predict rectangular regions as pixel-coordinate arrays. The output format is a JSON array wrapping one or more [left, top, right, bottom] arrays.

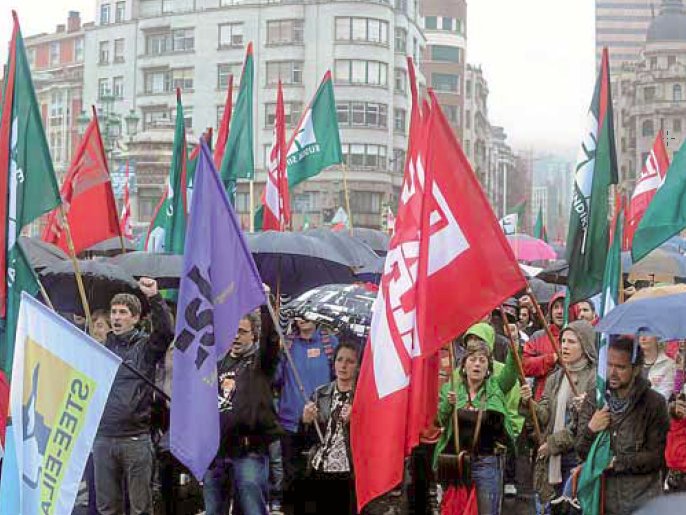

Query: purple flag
[[170, 139, 264, 480]]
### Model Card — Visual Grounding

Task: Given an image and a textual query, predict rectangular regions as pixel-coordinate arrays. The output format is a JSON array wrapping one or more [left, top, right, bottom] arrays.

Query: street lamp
[[76, 109, 90, 135], [124, 110, 140, 138]]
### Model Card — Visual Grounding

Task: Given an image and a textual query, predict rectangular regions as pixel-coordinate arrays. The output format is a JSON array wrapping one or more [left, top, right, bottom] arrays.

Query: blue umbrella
[[595, 293, 686, 339]]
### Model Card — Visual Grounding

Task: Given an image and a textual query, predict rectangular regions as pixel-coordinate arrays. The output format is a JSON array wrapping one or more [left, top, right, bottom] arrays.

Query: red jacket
[[522, 292, 566, 400], [666, 417, 686, 471], [0, 370, 8, 451]]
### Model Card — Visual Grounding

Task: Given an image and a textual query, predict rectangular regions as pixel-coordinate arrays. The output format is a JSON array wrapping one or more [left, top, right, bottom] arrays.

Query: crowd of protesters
[[2, 278, 686, 515]]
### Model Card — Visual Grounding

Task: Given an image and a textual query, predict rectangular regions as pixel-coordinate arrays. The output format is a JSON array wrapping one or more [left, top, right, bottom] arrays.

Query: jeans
[[93, 434, 154, 515], [472, 454, 504, 515], [269, 439, 284, 507], [203, 452, 269, 515]]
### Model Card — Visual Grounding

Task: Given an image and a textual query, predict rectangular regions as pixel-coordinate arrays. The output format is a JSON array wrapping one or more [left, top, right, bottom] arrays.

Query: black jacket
[[217, 306, 282, 456], [576, 376, 669, 515], [98, 294, 173, 437]]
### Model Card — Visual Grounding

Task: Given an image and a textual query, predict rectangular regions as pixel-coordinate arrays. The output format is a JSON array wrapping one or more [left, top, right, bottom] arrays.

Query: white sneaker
[[504, 483, 517, 497]]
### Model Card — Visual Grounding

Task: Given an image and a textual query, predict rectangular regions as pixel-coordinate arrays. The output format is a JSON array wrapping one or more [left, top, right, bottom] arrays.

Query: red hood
[[547, 290, 571, 327]]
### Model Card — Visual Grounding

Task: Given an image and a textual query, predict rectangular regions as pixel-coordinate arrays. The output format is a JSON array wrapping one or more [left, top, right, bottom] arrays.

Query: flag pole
[[527, 286, 579, 397], [264, 295, 324, 443], [59, 205, 93, 330], [342, 164, 353, 233], [499, 306, 542, 444], [249, 180, 255, 232]]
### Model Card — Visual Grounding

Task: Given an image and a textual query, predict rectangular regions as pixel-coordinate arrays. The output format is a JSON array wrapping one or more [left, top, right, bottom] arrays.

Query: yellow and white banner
[[0, 293, 121, 515]]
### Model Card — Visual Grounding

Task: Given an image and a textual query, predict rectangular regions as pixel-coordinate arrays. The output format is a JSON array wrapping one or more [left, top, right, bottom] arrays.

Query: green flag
[[534, 205, 548, 242], [566, 48, 618, 303], [144, 90, 188, 254], [0, 13, 62, 374], [577, 208, 622, 515], [632, 138, 686, 261], [255, 71, 343, 229], [220, 42, 254, 201]]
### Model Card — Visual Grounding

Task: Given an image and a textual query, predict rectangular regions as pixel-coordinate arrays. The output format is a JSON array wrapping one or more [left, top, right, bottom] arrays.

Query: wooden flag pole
[[342, 165, 353, 233], [249, 180, 255, 233], [264, 295, 324, 443], [447, 341, 461, 455], [59, 204, 92, 330], [499, 306, 543, 444], [527, 285, 579, 397]]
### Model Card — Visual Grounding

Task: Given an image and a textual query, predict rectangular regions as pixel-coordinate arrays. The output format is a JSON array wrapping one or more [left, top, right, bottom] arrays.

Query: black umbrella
[[349, 228, 390, 256], [110, 251, 183, 289], [537, 260, 569, 285], [18, 236, 68, 270], [304, 228, 384, 274], [246, 231, 361, 297], [81, 237, 137, 257], [284, 283, 378, 339], [528, 277, 566, 304], [40, 260, 148, 316]]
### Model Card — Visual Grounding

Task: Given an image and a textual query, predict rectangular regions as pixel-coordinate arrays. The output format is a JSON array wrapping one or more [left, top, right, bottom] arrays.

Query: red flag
[[262, 81, 289, 231], [213, 76, 233, 170], [120, 160, 133, 240], [625, 131, 670, 249], [351, 73, 527, 509], [42, 107, 120, 254]]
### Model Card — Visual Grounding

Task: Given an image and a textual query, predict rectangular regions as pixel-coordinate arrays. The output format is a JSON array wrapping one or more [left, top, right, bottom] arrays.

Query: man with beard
[[576, 336, 669, 515]]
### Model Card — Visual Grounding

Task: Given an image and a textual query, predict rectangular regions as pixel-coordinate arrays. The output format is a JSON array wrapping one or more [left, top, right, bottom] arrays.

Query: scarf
[[548, 357, 588, 484]]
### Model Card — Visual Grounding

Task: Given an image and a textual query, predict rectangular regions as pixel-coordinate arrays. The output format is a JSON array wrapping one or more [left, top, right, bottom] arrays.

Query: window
[[172, 29, 194, 52], [335, 60, 388, 87], [335, 17, 388, 45], [465, 79, 472, 97], [465, 110, 471, 129], [113, 76, 124, 98], [455, 18, 463, 35], [162, 0, 173, 13], [235, 193, 250, 213], [100, 3, 111, 24], [464, 140, 471, 156], [172, 68, 194, 91], [394, 0, 407, 13], [143, 108, 170, 130], [146, 29, 194, 55], [394, 28, 407, 53], [266, 61, 303, 85], [395, 68, 406, 93], [642, 119, 654, 137], [675, 119, 683, 133], [445, 105, 459, 125], [265, 102, 303, 127], [425, 16, 437, 30], [668, 55, 677, 68], [219, 23, 244, 48], [649, 57, 657, 69], [98, 78, 110, 99], [674, 84, 683, 102], [342, 143, 387, 170], [27, 48, 35, 66], [644, 86, 656, 102], [293, 192, 319, 213], [432, 73, 459, 92], [74, 38, 84, 62], [267, 19, 304, 45], [336, 102, 387, 129], [217, 62, 241, 89], [144, 70, 170, 94], [345, 191, 382, 214], [115, 1, 125, 23], [442, 17, 453, 31], [98, 41, 109, 64], [114, 39, 125, 62], [431, 45, 460, 63], [392, 148, 405, 173], [394, 108, 406, 134], [50, 42, 60, 65]]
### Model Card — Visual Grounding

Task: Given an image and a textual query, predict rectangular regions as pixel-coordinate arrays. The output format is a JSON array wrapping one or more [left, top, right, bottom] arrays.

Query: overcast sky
[[2, 0, 596, 157]]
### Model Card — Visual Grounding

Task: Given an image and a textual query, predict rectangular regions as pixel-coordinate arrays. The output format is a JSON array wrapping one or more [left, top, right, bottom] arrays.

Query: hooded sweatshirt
[[523, 291, 568, 400]]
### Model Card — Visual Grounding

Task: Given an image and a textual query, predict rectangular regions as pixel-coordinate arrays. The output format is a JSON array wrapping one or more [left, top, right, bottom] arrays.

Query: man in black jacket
[[93, 277, 173, 515], [202, 303, 282, 515], [576, 336, 669, 515]]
